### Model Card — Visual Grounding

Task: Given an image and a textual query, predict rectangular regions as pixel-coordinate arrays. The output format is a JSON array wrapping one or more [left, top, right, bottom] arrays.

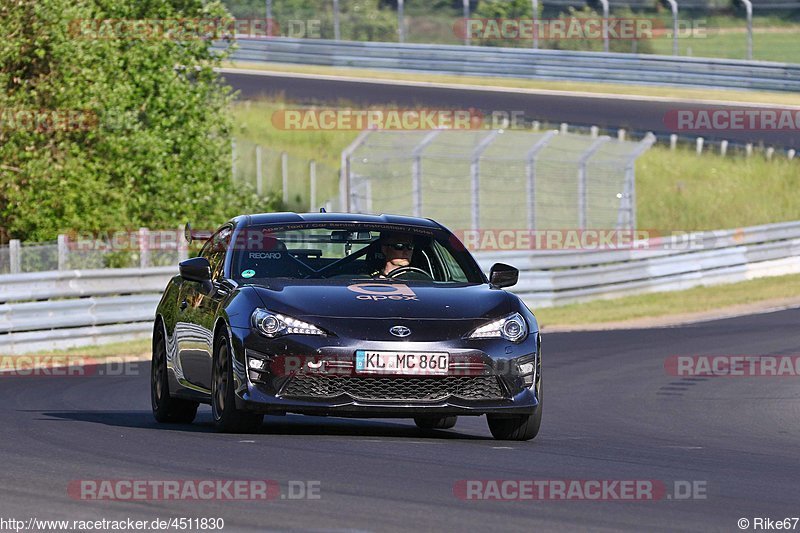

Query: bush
[[0, 0, 277, 242], [474, 2, 654, 53], [222, 0, 397, 41], [542, 7, 655, 54]]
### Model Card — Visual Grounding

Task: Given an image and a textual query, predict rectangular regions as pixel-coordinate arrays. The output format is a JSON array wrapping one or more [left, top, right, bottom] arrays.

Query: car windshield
[[231, 223, 484, 284]]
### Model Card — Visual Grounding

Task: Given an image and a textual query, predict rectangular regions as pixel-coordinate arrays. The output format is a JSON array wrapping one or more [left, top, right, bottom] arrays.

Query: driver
[[372, 232, 416, 278]]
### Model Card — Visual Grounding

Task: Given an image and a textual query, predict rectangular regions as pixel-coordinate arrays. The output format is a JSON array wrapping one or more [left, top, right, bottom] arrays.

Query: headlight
[[251, 309, 325, 338], [466, 312, 528, 343]]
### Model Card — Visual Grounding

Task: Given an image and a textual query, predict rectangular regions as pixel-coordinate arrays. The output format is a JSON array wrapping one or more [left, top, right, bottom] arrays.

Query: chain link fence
[[341, 128, 654, 231], [0, 230, 187, 275], [223, 0, 800, 62], [232, 139, 340, 212]]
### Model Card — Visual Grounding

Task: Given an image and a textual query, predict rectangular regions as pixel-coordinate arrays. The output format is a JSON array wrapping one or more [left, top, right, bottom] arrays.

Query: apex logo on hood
[[346, 283, 418, 301]]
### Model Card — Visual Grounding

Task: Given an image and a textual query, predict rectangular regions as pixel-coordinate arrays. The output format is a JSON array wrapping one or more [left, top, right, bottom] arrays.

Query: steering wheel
[[387, 266, 433, 280]]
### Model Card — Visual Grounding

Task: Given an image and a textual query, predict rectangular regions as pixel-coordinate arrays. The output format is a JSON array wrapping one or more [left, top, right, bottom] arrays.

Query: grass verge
[[24, 338, 152, 358], [532, 273, 800, 327]]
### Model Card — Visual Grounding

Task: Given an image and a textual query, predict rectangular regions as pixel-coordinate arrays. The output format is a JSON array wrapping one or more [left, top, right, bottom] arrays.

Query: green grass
[[637, 145, 800, 230], [25, 338, 152, 358], [650, 29, 800, 63], [532, 273, 800, 327]]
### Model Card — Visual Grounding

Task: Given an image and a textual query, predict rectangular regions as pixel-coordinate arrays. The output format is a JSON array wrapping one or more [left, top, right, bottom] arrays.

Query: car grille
[[280, 375, 506, 401]]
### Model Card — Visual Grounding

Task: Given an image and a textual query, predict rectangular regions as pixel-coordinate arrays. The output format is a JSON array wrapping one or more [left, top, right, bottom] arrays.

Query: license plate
[[355, 350, 449, 375]]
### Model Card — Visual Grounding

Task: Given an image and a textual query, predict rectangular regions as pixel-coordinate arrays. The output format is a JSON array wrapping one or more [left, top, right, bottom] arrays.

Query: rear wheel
[[151, 324, 198, 424], [212, 333, 263, 433], [414, 415, 457, 430]]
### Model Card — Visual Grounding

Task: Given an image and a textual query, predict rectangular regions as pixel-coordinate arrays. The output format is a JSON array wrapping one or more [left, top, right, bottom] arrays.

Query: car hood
[[248, 280, 514, 321]]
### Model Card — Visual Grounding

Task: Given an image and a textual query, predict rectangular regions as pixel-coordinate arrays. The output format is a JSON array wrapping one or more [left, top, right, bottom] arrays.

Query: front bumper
[[229, 326, 540, 418]]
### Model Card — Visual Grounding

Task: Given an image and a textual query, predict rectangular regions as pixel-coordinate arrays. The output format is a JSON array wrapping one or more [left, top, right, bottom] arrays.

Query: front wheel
[[414, 415, 457, 430], [487, 380, 542, 441], [212, 333, 263, 433], [151, 324, 198, 424]]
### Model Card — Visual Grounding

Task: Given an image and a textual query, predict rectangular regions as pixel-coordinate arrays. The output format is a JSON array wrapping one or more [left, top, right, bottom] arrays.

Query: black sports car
[[151, 212, 542, 440]]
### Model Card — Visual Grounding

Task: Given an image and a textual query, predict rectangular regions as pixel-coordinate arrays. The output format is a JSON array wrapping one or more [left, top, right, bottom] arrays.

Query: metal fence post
[[741, 0, 753, 60], [281, 151, 289, 205], [665, 0, 678, 55], [463, 0, 471, 46], [340, 130, 373, 212], [599, 0, 609, 53], [256, 145, 264, 196], [365, 180, 374, 213], [333, 0, 341, 41], [618, 133, 655, 229], [397, 0, 405, 43], [470, 130, 501, 231], [578, 136, 610, 229], [139, 227, 150, 268], [309, 160, 317, 211], [524, 131, 557, 231], [9, 239, 20, 274], [531, 0, 539, 49], [411, 130, 441, 218], [57, 234, 68, 270]]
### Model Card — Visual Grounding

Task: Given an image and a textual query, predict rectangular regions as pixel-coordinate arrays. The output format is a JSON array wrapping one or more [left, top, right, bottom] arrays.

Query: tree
[[0, 0, 273, 242]]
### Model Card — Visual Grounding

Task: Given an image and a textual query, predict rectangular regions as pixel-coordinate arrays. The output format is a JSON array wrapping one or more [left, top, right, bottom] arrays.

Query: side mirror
[[179, 257, 211, 282], [489, 263, 519, 288], [184, 222, 193, 244]]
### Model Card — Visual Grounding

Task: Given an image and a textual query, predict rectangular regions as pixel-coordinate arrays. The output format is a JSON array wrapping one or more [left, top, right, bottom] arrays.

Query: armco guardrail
[[2, 221, 800, 354], [473, 220, 800, 306], [0, 267, 176, 355], [226, 38, 800, 92]]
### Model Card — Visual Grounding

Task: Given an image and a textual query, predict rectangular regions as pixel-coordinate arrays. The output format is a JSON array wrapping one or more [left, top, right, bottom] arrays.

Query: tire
[[151, 324, 198, 424], [211, 332, 263, 433], [414, 415, 458, 430], [487, 379, 542, 441]]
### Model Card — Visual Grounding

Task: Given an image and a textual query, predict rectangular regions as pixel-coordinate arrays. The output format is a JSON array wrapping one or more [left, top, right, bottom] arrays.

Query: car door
[[176, 225, 232, 391]]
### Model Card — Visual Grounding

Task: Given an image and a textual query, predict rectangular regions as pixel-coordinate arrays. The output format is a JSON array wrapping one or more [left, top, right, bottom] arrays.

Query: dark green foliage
[[0, 0, 276, 241]]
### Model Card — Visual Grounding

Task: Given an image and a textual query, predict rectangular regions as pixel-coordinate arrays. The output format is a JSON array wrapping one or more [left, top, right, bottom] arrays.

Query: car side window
[[433, 240, 468, 282], [201, 226, 232, 280]]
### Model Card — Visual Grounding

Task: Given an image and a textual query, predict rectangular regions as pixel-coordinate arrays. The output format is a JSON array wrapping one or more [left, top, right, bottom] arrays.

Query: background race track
[[1, 308, 799, 532], [222, 69, 800, 150]]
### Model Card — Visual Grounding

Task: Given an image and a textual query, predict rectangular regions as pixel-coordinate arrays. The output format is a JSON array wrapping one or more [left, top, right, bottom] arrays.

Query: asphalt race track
[[222, 69, 800, 150], [1, 308, 799, 532]]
